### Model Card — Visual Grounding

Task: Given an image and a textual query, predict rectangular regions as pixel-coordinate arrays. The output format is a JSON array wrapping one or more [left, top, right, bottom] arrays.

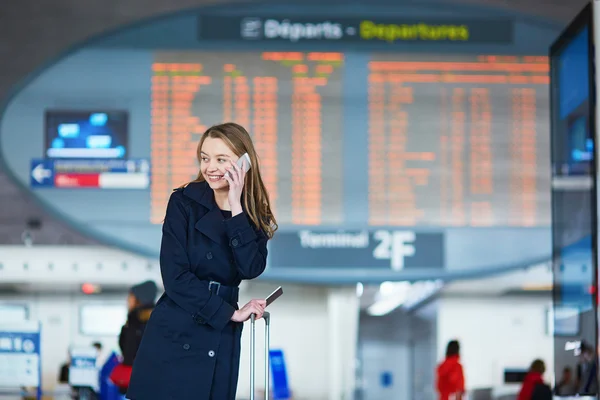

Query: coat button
[[206, 252, 213, 260], [183, 344, 190, 350], [208, 350, 215, 357], [231, 238, 239, 247]]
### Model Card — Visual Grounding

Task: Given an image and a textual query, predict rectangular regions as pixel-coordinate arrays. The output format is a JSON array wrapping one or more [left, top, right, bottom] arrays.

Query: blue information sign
[[69, 347, 99, 390], [269, 349, 291, 399], [30, 158, 150, 189], [30, 160, 55, 187], [381, 371, 393, 387], [0, 321, 42, 398]]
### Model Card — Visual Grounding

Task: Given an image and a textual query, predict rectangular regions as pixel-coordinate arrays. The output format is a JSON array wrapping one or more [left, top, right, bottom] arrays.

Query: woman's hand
[[231, 299, 267, 322], [223, 158, 247, 216]]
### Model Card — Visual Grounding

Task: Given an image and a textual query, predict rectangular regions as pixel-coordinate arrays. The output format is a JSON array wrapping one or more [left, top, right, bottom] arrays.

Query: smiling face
[[200, 136, 238, 191]]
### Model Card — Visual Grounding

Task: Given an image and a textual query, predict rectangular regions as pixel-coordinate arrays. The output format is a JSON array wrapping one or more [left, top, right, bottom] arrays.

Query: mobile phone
[[265, 286, 283, 307], [237, 153, 251, 173], [228, 153, 251, 178]]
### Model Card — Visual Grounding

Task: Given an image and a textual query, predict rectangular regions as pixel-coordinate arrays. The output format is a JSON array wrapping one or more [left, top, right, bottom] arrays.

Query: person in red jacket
[[436, 340, 465, 400], [518, 359, 550, 400]]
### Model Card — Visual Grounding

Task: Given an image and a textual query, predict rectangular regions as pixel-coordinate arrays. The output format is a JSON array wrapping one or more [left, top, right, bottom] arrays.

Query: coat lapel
[[182, 181, 227, 245]]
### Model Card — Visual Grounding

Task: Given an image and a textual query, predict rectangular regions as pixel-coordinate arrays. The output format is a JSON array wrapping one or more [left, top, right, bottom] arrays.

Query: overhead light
[[367, 296, 408, 316], [377, 281, 410, 300], [368, 281, 411, 316], [356, 282, 364, 297], [403, 280, 443, 310], [367, 280, 443, 316]]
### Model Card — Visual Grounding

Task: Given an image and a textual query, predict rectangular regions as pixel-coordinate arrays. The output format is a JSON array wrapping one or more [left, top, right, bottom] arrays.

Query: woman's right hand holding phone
[[231, 299, 266, 322]]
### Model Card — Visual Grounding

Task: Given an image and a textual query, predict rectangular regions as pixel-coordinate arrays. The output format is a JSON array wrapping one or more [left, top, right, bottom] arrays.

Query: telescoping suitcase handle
[[250, 311, 270, 400]]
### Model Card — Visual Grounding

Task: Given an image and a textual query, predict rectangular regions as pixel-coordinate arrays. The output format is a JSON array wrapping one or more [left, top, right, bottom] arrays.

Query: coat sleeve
[[224, 212, 269, 279], [160, 190, 235, 330]]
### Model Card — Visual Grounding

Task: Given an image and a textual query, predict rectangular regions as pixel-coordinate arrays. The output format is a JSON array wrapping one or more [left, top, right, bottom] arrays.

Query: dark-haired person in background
[[91, 341, 105, 368], [518, 359, 552, 400], [436, 340, 465, 400], [120, 281, 157, 364], [111, 280, 158, 394], [555, 366, 577, 396], [576, 341, 598, 395], [58, 352, 70, 384]]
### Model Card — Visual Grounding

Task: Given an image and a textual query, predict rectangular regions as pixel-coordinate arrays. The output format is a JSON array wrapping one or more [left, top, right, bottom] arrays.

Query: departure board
[[150, 52, 551, 227], [151, 52, 344, 225], [368, 54, 550, 227]]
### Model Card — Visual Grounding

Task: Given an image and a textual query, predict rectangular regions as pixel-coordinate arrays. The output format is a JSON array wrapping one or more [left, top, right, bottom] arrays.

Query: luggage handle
[[250, 311, 270, 400]]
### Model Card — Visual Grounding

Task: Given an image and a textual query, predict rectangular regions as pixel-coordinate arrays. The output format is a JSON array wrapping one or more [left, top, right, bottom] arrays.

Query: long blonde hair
[[186, 122, 277, 239]]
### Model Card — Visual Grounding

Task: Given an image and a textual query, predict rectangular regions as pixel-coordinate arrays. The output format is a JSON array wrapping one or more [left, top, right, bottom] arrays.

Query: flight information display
[[150, 52, 550, 227], [368, 54, 549, 227], [151, 52, 344, 225]]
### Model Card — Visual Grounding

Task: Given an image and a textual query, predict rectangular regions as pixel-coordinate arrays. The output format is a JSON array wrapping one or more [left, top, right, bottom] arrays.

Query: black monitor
[[550, 3, 597, 396], [44, 110, 129, 159], [550, 6, 594, 178]]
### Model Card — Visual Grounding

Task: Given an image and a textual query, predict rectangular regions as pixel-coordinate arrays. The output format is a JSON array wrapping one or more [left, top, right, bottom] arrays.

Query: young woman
[[436, 340, 465, 400], [126, 123, 277, 400]]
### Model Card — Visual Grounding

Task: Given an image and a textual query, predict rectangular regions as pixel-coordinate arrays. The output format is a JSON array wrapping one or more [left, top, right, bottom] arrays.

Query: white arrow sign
[[31, 163, 52, 184]]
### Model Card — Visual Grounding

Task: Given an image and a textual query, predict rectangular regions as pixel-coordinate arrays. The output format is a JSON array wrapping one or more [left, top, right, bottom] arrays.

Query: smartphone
[[265, 286, 283, 307], [228, 153, 251, 178], [237, 153, 251, 173]]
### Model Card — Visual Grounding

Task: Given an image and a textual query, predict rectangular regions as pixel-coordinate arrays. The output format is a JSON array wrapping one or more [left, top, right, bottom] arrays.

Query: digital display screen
[[45, 110, 129, 159], [367, 54, 548, 227], [551, 23, 594, 309], [150, 52, 550, 226], [79, 304, 127, 336], [151, 52, 343, 225], [549, 306, 581, 337], [549, 5, 597, 395], [552, 27, 594, 177]]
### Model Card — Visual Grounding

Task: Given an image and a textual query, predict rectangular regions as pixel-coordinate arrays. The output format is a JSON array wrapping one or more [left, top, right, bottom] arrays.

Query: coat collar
[[182, 181, 227, 245], [182, 181, 214, 209]]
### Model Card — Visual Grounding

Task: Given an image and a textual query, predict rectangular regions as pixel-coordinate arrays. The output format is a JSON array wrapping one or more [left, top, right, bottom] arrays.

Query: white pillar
[[327, 286, 360, 400]]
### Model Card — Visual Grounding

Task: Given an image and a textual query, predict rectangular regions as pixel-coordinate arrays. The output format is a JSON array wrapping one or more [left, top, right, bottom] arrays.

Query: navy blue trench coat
[[126, 181, 269, 400]]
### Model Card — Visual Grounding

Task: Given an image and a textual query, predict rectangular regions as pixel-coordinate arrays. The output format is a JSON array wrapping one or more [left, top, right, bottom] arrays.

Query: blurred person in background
[[518, 359, 551, 400], [554, 366, 577, 396], [58, 351, 70, 384], [92, 341, 105, 368], [576, 341, 598, 395], [109, 280, 157, 395], [126, 123, 277, 400], [436, 340, 465, 400]]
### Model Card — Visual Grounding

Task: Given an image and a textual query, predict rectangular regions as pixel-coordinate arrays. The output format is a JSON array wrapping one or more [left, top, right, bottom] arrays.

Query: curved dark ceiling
[[0, 0, 587, 246]]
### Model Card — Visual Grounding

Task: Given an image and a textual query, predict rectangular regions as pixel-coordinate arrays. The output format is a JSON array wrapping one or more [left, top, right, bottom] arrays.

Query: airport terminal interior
[[1, 0, 600, 399]]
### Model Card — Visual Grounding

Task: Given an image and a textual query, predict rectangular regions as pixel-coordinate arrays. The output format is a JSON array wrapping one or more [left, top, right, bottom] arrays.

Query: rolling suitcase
[[250, 312, 270, 400]]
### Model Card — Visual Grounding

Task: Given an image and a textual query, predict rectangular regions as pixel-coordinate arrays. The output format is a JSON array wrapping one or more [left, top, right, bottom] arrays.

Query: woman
[[436, 340, 465, 400], [126, 123, 277, 400], [518, 359, 551, 400]]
